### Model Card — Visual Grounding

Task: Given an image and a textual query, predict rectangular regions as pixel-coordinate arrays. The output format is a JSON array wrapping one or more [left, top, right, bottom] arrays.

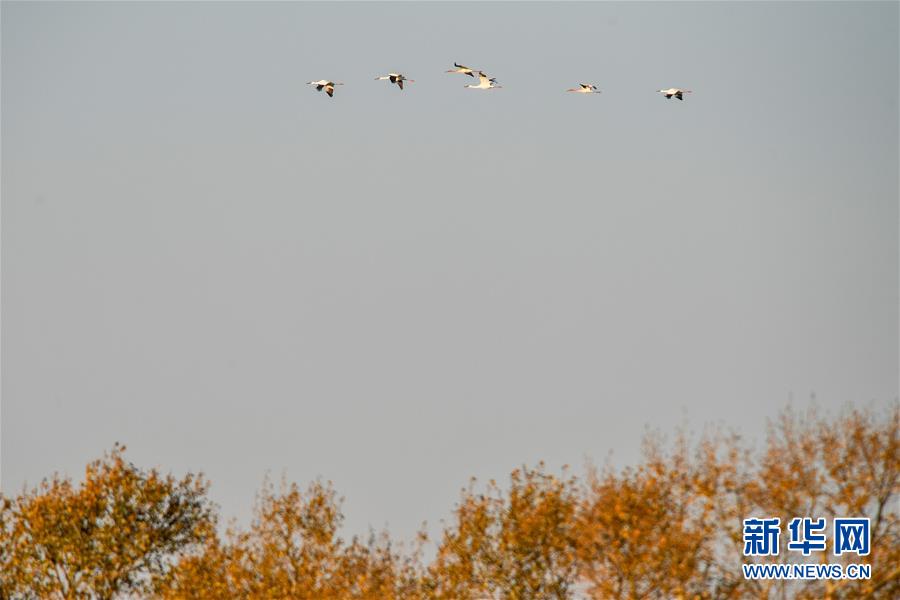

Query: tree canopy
[[2, 403, 897, 599]]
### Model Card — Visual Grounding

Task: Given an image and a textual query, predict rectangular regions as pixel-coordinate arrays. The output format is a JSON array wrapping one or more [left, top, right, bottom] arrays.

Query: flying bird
[[308, 80, 343, 97], [657, 88, 692, 101], [567, 84, 601, 94], [375, 73, 415, 90], [465, 71, 502, 90], [446, 62, 477, 77]]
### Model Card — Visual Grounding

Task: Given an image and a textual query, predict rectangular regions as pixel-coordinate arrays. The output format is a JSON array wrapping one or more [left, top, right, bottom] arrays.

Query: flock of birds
[[308, 62, 692, 100]]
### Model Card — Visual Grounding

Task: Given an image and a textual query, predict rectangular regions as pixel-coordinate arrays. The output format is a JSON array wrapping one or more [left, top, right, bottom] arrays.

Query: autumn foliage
[[1, 403, 897, 599], [157, 479, 423, 599], [0, 444, 213, 599]]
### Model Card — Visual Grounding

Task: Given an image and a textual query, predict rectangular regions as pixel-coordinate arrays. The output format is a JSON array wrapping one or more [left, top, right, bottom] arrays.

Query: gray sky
[[3, 1, 897, 541]]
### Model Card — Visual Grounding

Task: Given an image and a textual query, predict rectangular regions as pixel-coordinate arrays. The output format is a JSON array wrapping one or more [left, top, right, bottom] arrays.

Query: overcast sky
[[3, 1, 897, 541]]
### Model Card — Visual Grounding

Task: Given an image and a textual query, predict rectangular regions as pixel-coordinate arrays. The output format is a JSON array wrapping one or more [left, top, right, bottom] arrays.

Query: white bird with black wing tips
[[375, 73, 415, 90], [308, 80, 343, 98], [567, 84, 601, 94], [657, 88, 692, 101], [465, 71, 502, 90], [446, 62, 477, 77]]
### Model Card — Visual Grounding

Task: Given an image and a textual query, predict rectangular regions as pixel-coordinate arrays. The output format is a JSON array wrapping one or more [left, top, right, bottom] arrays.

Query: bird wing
[[478, 72, 491, 86], [675, 91, 683, 100], [325, 86, 334, 97], [397, 79, 404, 90], [316, 85, 324, 91], [454, 62, 471, 70]]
